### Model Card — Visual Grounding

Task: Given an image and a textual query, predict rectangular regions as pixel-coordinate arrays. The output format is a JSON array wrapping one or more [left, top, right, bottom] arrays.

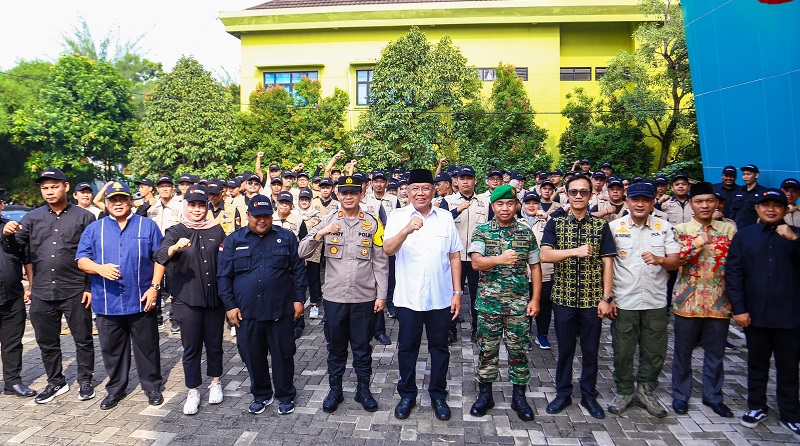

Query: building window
[[515, 67, 529, 81], [356, 70, 373, 106], [560, 67, 591, 81], [478, 68, 496, 81], [595, 67, 607, 80], [263, 71, 319, 94]]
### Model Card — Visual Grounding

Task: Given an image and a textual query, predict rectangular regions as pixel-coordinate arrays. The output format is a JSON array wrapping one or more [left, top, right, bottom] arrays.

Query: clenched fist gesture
[[173, 238, 192, 252], [404, 216, 424, 234], [3, 221, 22, 236], [498, 249, 519, 265]]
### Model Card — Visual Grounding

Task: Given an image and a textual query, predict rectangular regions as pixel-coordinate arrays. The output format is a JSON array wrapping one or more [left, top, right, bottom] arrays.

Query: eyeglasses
[[568, 189, 591, 197], [246, 180, 260, 185], [409, 186, 433, 193]]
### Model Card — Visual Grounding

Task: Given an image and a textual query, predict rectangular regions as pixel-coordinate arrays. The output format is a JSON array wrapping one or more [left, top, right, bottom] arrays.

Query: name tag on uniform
[[236, 246, 249, 250]]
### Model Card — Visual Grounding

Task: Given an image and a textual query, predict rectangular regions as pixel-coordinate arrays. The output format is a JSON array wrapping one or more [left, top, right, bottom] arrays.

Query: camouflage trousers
[[475, 312, 531, 385]]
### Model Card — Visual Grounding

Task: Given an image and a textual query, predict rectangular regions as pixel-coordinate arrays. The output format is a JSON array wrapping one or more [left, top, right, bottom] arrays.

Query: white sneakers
[[309, 305, 320, 319], [208, 381, 224, 405], [183, 382, 223, 415], [183, 389, 200, 415]]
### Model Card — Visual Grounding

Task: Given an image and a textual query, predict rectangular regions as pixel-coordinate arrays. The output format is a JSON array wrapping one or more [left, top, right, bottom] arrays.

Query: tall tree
[[354, 27, 482, 170], [600, 0, 694, 169], [11, 54, 137, 182], [129, 56, 238, 178]]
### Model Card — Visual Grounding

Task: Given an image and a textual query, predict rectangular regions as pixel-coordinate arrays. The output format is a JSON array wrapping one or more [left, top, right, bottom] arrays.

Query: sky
[[1, 0, 258, 81]]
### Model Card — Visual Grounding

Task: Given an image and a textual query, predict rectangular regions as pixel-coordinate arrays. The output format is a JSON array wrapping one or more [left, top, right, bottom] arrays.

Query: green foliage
[[557, 88, 654, 178], [656, 160, 704, 182], [459, 63, 550, 186], [354, 27, 482, 170], [129, 56, 238, 179], [235, 77, 352, 174], [11, 54, 137, 183], [599, 0, 695, 169]]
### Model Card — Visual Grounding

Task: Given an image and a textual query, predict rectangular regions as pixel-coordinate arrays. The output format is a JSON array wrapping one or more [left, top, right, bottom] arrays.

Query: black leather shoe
[[580, 397, 605, 419], [702, 399, 733, 418], [431, 399, 451, 421], [375, 333, 391, 345], [146, 390, 164, 406], [546, 395, 572, 414], [394, 397, 416, 419], [100, 393, 126, 410], [447, 331, 457, 345], [3, 383, 36, 397], [672, 399, 688, 415]]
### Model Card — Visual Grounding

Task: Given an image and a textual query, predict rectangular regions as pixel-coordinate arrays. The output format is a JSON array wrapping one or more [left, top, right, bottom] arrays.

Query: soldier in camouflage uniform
[[467, 185, 542, 421]]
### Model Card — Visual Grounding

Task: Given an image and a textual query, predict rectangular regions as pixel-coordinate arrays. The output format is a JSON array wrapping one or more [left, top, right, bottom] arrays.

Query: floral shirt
[[672, 218, 737, 318]]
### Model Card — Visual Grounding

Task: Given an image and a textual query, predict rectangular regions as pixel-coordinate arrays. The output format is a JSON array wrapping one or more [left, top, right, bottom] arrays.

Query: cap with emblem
[[35, 168, 68, 184], [715, 192, 725, 201], [105, 182, 132, 199], [433, 172, 451, 183], [591, 171, 607, 179], [178, 174, 193, 184], [75, 182, 93, 192], [269, 164, 281, 171], [654, 175, 669, 185], [780, 178, 800, 190], [319, 178, 334, 187], [490, 185, 518, 203], [672, 173, 689, 183], [296, 171, 309, 179], [538, 172, 549, 180], [607, 178, 624, 188], [372, 170, 387, 180], [486, 168, 503, 179], [740, 164, 759, 173], [312, 176, 321, 183], [756, 188, 788, 206], [540, 179, 555, 188], [184, 186, 209, 203], [135, 178, 154, 188], [523, 191, 540, 203], [282, 170, 296, 178], [247, 174, 263, 184], [337, 175, 363, 193], [551, 169, 564, 176], [352, 172, 368, 182], [156, 176, 173, 186], [227, 179, 241, 188], [387, 180, 399, 190], [580, 158, 591, 165], [626, 182, 655, 199], [198, 178, 208, 185], [277, 191, 293, 203], [248, 194, 274, 216], [207, 181, 224, 195], [299, 188, 313, 199], [631, 176, 644, 184], [457, 166, 475, 177], [722, 166, 737, 176], [512, 172, 526, 181], [600, 162, 613, 169], [269, 177, 282, 185]]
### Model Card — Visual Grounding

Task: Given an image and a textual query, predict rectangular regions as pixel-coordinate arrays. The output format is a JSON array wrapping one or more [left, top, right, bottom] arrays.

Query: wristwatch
[[151, 283, 162, 291], [604, 296, 614, 303], [453, 290, 464, 295]]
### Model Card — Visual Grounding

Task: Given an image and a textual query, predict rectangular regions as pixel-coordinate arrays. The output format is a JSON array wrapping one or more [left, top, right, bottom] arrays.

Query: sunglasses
[[568, 189, 591, 197]]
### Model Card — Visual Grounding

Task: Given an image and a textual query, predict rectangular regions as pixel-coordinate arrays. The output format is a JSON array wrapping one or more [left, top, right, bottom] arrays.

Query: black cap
[[551, 169, 564, 176], [580, 158, 591, 165], [227, 179, 241, 188], [331, 167, 342, 174], [387, 180, 399, 189], [105, 181, 132, 199], [672, 173, 689, 183], [156, 176, 173, 186], [722, 166, 737, 176], [277, 191, 293, 203], [206, 181, 224, 195], [600, 162, 613, 169], [607, 178, 624, 188], [75, 182, 93, 192], [392, 168, 402, 175], [486, 168, 503, 179], [269, 164, 281, 171], [135, 178, 155, 188], [247, 174, 263, 184], [715, 192, 725, 201], [780, 178, 800, 190], [337, 175, 363, 192], [198, 178, 208, 185], [627, 183, 655, 199], [512, 172, 526, 181], [631, 176, 644, 184], [522, 191, 540, 203], [372, 170, 387, 180], [296, 171, 309, 179], [688, 182, 715, 198], [319, 178, 334, 187], [433, 172, 452, 183], [756, 188, 788, 206], [591, 171, 607, 179], [298, 188, 313, 199], [457, 166, 475, 177], [312, 176, 321, 183], [184, 186, 209, 203], [740, 164, 759, 173], [654, 175, 669, 185], [540, 180, 555, 188], [538, 172, 549, 180], [282, 170, 296, 178], [247, 194, 274, 216], [178, 174, 193, 184], [35, 168, 68, 183], [270, 177, 283, 185]]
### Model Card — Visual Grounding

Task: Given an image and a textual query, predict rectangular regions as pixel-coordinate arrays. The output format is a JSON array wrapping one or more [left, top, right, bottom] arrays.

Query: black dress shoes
[[146, 390, 164, 406], [672, 399, 688, 414], [394, 397, 416, 419], [546, 395, 572, 414], [375, 333, 391, 345], [431, 399, 451, 421], [3, 383, 36, 397], [580, 397, 605, 419], [702, 399, 733, 418], [100, 393, 126, 410]]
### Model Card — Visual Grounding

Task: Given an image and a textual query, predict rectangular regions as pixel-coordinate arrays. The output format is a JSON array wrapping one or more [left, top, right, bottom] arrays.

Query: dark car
[[2, 205, 33, 222]]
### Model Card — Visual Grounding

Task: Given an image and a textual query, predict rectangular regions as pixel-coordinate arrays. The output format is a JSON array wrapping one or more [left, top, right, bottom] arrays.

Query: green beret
[[490, 184, 518, 203]]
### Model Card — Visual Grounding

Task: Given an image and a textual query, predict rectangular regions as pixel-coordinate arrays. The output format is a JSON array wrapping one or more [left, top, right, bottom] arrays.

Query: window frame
[[560, 67, 592, 81], [356, 69, 373, 106]]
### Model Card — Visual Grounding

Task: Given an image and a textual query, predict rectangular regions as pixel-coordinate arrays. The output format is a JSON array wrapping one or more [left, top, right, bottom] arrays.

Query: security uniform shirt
[[217, 226, 307, 321], [731, 184, 767, 229], [298, 210, 388, 303], [0, 217, 26, 305], [2, 204, 95, 301], [311, 197, 340, 217], [370, 192, 399, 216], [661, 197, 694, 225], [157, 223, 226, 307], [147, 197, 182, 235], [210, 201, 240, 235], [273, 213, 303, 239], [76, 213, 163, 315], [442, 193, 489, 261]]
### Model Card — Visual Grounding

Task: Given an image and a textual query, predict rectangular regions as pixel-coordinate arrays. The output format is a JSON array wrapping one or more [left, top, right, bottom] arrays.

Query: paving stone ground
[[0, 297, 796, 446]]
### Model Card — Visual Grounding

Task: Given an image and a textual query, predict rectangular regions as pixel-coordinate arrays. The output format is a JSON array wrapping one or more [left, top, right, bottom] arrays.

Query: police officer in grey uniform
[[298, 175, 389, 413]]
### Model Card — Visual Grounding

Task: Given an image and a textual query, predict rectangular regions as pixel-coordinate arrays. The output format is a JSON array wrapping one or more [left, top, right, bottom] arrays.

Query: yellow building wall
[[238, 21, 636, 159]]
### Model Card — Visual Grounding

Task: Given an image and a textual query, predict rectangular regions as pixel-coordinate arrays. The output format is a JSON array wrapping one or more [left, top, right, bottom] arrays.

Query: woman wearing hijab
[[157, 186, 227, 415]]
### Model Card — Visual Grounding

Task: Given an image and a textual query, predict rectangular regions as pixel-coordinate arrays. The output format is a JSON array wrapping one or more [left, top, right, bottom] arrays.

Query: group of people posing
[[0, 154, 798, 438]]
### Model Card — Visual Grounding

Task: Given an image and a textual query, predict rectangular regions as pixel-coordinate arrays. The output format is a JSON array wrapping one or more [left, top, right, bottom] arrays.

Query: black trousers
[[323, 300, 375, 377], [666, 270, 678, 308], [95, 311, 162, 395], [0, 298, 26, 386], [386, 256, 396, 310], [307, 261, 322, 305], [373, 306, 386, 336], [451, 260, 479, 336], [172, 301, 225, 389], [744, 326, 800, 422], [671, 316, 728, 403], [29, 294, 94, 386], [553, 304, 601, 399], [237, 316, 297, 403], [396, 306, 451, 400], [532, 281, 554, 336]]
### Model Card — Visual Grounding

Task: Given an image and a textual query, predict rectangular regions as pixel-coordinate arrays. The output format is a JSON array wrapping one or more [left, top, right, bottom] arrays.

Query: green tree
[[459, 63, 550, 180], [129, 57, 239, 179], [600, 0, 694, 170], [354, 27, 482, 170], [11, 54, 137, 182], [557, 88, 654, 178], [0, 60, 53, 203]]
